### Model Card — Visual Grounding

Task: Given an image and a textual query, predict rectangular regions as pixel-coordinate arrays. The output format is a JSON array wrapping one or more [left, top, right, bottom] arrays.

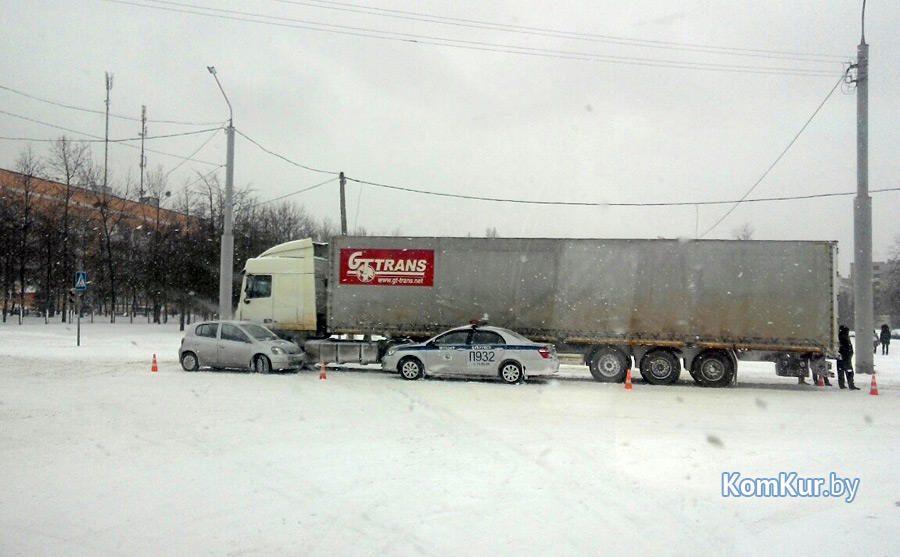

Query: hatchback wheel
[[181, 352, 199, 371], [254, 355, 272, 374]]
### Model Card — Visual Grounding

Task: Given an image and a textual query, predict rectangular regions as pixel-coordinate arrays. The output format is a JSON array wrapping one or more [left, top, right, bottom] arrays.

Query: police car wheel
[[399, 357, 424, 380], [499, 361, 523, 384]]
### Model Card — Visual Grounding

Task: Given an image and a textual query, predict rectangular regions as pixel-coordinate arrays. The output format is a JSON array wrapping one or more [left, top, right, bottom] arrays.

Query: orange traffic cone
[[816, 373, 825, 387], [319, 359, 327, 380], [870, 374, 879, 396], [624, 368, 633, 390], [151, 354, 158, 373]]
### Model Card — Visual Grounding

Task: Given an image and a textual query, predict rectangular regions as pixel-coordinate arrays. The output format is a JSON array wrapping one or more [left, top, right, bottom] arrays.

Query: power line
[[235, 129, 340, 175], [163, 125, 225, 179], [0, 110, 222, 166], [0, 108, 223, 141], [0, 83, 221, 126], [346, 176, 900, 207], [698, 74, 846, 238], [253, 176, 340, 207], [273, 0, 846, 63], [104, 0, 842, 77]]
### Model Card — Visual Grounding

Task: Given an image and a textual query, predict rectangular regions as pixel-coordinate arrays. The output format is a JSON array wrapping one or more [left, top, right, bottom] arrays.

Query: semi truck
[[237, 236, 838, 387]]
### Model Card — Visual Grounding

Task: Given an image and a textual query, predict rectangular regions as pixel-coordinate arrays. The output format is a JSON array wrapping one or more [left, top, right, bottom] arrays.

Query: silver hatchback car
[[381, 324, 559, 384], [179, 320, 304, 373]]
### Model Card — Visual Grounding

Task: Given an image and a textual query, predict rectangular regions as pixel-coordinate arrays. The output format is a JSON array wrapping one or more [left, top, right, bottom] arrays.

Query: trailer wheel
[[691, 350, 734, 388], [499, 361, 524, 384], [398, 357, 424, 380], [640, 350, 681, 385], [588, 347, 630, 382]]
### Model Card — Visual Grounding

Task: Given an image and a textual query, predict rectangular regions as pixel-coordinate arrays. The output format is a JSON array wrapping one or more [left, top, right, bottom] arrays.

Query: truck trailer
[[237, 236, 838, 387]]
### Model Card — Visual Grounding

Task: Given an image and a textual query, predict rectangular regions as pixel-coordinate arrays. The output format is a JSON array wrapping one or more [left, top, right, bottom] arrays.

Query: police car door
[[426, 329, 472, 375], [467, 329, 506, 376]]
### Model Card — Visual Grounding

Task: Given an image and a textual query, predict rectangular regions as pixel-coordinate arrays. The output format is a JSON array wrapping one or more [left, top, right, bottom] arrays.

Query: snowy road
[[2, 320, 899, 555]]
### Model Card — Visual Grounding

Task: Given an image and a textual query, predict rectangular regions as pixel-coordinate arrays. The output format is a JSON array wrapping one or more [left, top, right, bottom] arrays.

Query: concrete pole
[[853, 14, 873, 374], [339, 172, 347, 235], [219, 122, 235, 320], [209, 66, 235, 320]]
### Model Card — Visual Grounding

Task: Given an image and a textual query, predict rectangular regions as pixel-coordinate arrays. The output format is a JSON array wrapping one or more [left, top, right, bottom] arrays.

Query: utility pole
[[103, 72, 113, 194], [853, 0, 873, 375], [104, 72, 114, 323], [208, 66, 235, 320], [138, 105, 147, 203], [139, 105, 147, 201], [340, 172, 347, 235]]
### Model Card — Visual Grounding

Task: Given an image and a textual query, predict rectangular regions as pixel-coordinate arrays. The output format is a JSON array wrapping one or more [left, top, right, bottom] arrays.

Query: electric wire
[[235, 129, 340, 175], [272, 0, 845, 63], [103, 0, 841, 77], [0, 110, 222, 167], [0, 83, 221, 126], [162, 124, 225, 179], [697, 74, 845, 238], [345, 176, 900, 207], [0, 109, 222, 142], [252, 176, 340, 206]]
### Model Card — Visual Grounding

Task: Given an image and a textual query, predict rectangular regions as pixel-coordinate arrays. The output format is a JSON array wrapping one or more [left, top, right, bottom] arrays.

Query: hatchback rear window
[[196, 323, 218, 338]]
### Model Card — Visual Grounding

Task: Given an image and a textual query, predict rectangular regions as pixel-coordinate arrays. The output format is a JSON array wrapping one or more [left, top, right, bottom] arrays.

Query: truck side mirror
[[243, 298, 250, 304]]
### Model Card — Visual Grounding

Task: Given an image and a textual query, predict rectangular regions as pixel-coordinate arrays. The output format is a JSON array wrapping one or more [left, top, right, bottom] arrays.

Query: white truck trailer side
[[238, 236, 838, 387]]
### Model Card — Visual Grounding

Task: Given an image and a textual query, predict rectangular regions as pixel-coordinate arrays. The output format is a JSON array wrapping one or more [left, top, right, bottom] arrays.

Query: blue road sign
[[75, 271, 88, 291]]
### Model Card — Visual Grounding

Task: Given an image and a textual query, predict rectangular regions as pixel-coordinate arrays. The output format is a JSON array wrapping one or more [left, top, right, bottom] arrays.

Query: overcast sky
[[3, 1, 899, 274]]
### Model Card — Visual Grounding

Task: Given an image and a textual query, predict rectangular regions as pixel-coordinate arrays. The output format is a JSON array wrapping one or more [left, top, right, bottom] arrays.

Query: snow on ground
[[2, 318, 899, 556]]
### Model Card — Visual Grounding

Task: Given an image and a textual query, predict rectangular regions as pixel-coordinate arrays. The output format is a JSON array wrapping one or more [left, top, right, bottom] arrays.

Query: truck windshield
[[245, 275, 272, 299]]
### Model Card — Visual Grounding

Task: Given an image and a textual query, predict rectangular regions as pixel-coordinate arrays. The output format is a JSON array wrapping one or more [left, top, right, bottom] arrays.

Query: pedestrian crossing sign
[[75, 271, 88, 291]]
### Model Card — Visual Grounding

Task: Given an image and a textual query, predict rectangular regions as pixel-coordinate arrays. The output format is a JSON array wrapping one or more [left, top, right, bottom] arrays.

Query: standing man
[[879, 324, 891, 355], [838, 325, 859, 390]]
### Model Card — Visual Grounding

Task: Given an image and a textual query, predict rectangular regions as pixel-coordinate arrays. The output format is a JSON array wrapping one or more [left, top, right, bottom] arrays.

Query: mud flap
[[775, 354, 809, 378]]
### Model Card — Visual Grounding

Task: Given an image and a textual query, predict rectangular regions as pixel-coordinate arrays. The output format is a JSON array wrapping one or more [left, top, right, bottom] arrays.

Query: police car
[[381, 324, 559, 384]]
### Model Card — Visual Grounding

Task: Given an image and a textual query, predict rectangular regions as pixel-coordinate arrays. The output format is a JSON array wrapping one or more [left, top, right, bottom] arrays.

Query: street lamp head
[[207, 66, 216, 75]]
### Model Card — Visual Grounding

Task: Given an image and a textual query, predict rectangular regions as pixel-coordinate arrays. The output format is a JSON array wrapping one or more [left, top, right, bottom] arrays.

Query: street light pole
[[853, 3, 873, 374], [208, 66, 235, 320]]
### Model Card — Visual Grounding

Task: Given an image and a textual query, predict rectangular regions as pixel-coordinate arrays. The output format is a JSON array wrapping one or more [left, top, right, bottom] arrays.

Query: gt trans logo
[[722, 472, 860, 503], [340, 248, 435, 286]]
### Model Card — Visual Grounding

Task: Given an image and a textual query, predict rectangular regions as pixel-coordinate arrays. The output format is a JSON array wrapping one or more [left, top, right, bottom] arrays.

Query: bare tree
[[731, 222, 755, 240], [84, 161, 131, 322], [47, 137, 90, 321], [12, 146, 43, 323]]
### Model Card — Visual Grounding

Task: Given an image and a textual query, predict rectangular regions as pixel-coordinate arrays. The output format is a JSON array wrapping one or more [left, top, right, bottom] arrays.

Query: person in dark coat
[[880, 324, 891, 355], [837, 325, 859, 390]]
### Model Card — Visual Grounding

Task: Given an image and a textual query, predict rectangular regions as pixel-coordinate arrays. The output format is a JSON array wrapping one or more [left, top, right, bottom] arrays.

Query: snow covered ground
[[2, 318, 899, 556]]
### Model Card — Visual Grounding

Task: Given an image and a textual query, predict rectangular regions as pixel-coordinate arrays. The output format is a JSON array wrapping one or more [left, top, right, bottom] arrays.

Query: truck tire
[[691, 350, 734, 388], [589, 347, 630, 383], [499, 361, 524, 384], [398, 357, 424, 380], [639, 349, 681, 385]]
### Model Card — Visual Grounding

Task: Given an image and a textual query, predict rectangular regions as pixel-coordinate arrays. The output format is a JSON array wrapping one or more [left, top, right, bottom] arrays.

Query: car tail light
[[539, 347, 550, 359]]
